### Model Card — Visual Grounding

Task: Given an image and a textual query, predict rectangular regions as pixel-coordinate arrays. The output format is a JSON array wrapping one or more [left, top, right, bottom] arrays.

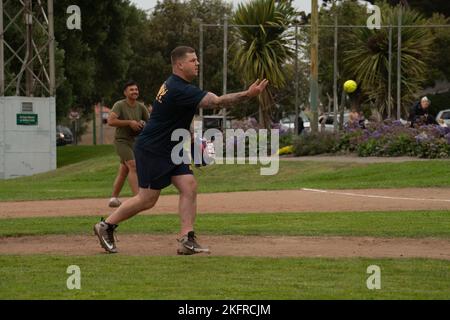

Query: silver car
[[317, 112, 351, 132], [436, 109, 450, 127]]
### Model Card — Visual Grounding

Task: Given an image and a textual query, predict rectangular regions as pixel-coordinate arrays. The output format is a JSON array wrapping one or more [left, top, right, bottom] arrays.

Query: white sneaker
[[108, 197, 121, 208]]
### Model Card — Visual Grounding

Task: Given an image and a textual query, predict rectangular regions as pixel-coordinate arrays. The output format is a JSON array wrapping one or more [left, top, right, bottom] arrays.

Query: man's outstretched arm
[[198, 79, 268, 110]]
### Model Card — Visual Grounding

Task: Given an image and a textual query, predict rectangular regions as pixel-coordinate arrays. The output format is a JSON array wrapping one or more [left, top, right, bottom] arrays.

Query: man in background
[[107, 80, 149, 207]]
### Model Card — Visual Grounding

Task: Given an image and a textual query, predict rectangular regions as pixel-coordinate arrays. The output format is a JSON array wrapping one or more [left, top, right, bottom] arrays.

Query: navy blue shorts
[[134, 147, 193, 190]]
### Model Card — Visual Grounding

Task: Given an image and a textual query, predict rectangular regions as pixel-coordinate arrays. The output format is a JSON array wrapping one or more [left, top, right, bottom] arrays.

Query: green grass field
[[1, 255, 449, 299], [1, 145, 449, 300], [0, 145, 449, 201], [1, 210, 450, 299], [1, 211, 450, 238]]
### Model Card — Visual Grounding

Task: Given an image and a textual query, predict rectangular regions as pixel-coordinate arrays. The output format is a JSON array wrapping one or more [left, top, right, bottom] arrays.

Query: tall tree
[[54, 0, 137, 119], [343, 2, 435, 116], [424, 13, 450, 85], [121, 0, 240, 110], [315, 1, 367, 113], [233, 0, 296, 128]]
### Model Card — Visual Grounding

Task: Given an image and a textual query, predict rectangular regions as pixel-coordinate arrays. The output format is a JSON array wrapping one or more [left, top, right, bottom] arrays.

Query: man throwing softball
[[94, 46, 268, 255]]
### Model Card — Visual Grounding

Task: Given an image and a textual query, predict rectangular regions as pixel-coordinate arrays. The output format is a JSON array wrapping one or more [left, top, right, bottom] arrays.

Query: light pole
[[310, 0, 319, 133]]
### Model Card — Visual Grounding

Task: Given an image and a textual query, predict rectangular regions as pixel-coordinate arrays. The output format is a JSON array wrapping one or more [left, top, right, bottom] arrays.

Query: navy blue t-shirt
[[135, 74, 207, 157]]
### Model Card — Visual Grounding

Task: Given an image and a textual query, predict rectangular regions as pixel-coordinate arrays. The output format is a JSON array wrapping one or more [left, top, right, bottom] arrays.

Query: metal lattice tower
[[0, 0, 55, 97]]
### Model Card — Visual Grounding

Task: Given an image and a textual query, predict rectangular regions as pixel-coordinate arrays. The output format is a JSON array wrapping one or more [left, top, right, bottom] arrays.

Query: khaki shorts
[[114, 139, 135, 163]]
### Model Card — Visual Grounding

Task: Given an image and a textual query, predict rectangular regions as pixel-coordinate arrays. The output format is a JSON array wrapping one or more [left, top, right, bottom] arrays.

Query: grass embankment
[[0, 145, 449, 201]]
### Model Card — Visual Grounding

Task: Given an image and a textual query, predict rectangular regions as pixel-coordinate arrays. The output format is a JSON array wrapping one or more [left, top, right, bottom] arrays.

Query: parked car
[[280, 113, 311, 133], [279, 117, 295, 131], [281, 112, 370, 133], [318, 113, 350, 132], [56, 125, 74, 146], [436, 109, 450, 127], [301, 112, 352, 133]]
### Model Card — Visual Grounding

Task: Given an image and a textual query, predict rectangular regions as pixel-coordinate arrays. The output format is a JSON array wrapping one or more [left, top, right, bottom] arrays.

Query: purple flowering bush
[[292, 120, 450, 158], [338, 120, 450, 158], [229, 117, 450, 159]]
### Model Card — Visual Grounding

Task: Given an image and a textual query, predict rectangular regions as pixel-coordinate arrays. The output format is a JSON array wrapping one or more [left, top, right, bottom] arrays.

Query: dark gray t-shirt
[[136, 74, 207, 157]]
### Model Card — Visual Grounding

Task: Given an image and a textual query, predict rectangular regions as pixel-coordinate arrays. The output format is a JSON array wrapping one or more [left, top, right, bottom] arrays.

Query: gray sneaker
[[93, 219, 118, 253], [177, 231, 210, 255]]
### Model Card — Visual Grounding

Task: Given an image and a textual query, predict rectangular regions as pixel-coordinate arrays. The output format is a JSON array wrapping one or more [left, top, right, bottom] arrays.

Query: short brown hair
[[123, 80, 138, 91], [171, 46, 195, 65]]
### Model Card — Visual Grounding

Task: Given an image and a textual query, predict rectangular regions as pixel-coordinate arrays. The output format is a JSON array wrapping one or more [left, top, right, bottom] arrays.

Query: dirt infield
[[1, 188, 450, 219], [1, 188, 449, 259], [1, 234, 449, 260]]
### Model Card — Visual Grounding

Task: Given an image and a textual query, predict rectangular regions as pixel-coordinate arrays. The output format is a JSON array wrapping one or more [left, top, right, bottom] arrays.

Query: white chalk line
[[301, 188, 450, 203]]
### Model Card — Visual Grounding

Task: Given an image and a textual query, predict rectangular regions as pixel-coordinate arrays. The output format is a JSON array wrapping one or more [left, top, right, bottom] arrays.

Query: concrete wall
[[0, 97, 56, 179]]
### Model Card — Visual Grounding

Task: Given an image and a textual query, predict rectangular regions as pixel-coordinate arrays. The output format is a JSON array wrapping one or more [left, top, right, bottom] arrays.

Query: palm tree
[[232, 0, 296, 128], [343, 3, 434, 116]]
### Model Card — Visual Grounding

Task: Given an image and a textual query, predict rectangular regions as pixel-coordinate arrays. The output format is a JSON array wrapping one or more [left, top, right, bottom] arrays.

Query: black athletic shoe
[[93, 218, 118, 253], [177, 231, 210, 255]]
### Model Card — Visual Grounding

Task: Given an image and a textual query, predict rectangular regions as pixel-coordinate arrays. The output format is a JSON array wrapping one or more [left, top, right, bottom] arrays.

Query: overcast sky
[[130, 0, 324, 14]]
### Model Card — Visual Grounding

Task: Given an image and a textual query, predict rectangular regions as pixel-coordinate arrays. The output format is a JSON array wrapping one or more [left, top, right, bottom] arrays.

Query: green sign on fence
[[17, 113, 38, 126]]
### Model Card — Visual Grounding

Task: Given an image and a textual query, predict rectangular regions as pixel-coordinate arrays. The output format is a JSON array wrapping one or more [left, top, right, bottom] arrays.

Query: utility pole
[[99, 104, 103, 145], [294, 25, 299, 135], [0, 0, 4, 95], [310, 0, 319, 133], [333, 1, 338, 132], [396, 6, 402, 120], [2, 0, 55, 97], [93, 104, 97, 145], [222, 14, 228, 131], [388, 25, 392, 118], [199, 20, 204, 117], [48, 0, 55, 96], [25, 0, 33, 96]]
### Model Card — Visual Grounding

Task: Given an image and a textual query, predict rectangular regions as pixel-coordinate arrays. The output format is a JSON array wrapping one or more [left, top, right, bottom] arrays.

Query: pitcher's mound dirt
[[1, 234, 450, 260]]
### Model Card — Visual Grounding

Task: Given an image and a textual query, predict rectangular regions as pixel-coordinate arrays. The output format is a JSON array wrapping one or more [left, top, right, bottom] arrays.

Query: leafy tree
[[425, 13, 450, 84], [54, 0, 136, 119], [343, 2, 435, 116], [315, 1, 367, 113], [121, 0, 241, 111], [233, 0, 297, 128]]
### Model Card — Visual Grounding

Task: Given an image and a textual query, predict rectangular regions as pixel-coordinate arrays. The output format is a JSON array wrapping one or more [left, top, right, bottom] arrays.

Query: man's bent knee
[[138, 190, 159, 210], [141, 200, 155, 210]]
